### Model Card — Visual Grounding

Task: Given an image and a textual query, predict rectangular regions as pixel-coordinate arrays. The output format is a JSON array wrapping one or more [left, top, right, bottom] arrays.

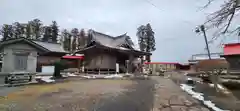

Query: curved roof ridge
[[115, 33, 127, 39], [91, 29, 115, 39]]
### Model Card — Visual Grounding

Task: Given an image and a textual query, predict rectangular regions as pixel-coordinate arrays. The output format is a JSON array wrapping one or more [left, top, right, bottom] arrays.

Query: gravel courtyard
[[0, 79, 155, 111], [0, 77, 209, 111]]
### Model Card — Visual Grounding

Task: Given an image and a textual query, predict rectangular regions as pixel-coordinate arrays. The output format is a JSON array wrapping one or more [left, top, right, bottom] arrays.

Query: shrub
[[53, 60, 66, 78]]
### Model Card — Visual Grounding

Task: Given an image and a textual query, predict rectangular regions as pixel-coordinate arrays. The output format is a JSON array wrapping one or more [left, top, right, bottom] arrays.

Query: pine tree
[[25, 22, 32, 39], [136, 23, 156, 62], [145, 23, 156, 52], [62, 29, 71, 51], [13, 22, 25, 38], [0, 24, 14, 41], [78, 29, 86, 49], [71, 28, 79, 52], [42, 26, 52, 42], [31, 19, 42, 40], [137, 25, 147, 52], [51, 21, 59, 43]]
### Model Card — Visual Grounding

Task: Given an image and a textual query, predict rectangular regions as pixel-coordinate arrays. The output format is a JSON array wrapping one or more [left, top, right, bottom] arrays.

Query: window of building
[[14, 54, 28, 70]]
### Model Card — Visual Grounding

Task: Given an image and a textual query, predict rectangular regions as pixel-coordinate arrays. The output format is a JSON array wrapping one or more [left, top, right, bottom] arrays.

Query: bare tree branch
[[205, 0, 240, 35], [223, 4, 237, 33], [203, 0, 216, 8]]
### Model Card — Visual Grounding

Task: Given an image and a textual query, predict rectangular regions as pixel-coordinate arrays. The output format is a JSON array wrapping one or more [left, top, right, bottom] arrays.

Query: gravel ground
[[0, 75, 210, 111], [94, 79, 155, 111], [0, 79, 156, 111], [0, 86, 23, 96]]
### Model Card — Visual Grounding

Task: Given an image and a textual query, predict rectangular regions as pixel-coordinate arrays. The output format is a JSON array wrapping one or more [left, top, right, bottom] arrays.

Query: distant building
[[188, 53, 224, 72], [74, 29, 151, 74], [145, 62, 180, 74], [221, 43, 240, 72], [0, 38, 68, 73]]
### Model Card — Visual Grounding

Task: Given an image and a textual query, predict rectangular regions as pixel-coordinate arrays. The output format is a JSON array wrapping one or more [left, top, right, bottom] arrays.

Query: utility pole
[[196, 25, 211, 60]]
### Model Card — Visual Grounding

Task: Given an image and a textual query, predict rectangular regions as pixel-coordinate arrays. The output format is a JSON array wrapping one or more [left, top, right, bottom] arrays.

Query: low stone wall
[[0, 75, 7, 84]]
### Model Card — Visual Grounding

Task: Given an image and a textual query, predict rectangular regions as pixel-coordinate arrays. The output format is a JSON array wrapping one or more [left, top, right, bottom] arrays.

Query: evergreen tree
[[31, 19, 42, 40], [145, 23, 156, 52], [51, 21, 59, 43], [13, 22, 25, 38], [78, 29, 86, 49], [136, 23, 156, 62], [25, 22, 32, 39], [137, 25, 147, 52], [62, 29, 71, 51], [0, 24, 14, 41], [71, 28, 79, 52], [42, 26, 52, 42]]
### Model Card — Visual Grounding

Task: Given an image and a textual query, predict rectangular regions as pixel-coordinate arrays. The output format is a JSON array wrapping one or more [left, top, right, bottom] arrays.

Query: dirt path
[[152, 76, 210, 111]]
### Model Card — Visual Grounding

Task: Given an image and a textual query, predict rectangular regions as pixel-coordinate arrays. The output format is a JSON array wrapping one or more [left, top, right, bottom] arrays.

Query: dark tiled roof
[[33, 41, 67, 53], [89, 30, 134, 49], [0, 38, 68, 53], [82, 30, 151, 55]]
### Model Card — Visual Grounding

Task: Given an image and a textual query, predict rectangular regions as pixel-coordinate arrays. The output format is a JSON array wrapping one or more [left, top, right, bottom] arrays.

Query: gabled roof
[[88, 30, 134, 49], [0, 38, 68, 54], [33, 41, 67, 53], [76, 30, 151, 56]]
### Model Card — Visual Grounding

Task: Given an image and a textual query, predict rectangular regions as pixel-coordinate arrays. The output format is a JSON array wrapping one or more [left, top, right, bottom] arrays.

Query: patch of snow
[[143, 75, 148, 78], [67, 73, 77, 77], [81, 75, 96, 79], [80, 74, 123, 79], [35, 76, 43, 79], [75, 54, 84, 56], [180, 84, 229, 111], [208, 84, 225, 90], [119, 47, 130, 50], [40, 76, 55, 83], [104, 74, 123, 79], [196, 81, 201, 83], [62, 75, 68, 78]]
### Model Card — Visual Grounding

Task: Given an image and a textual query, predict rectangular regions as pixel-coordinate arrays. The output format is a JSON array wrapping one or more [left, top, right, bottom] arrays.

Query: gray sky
[[0, 0, 232, 63]]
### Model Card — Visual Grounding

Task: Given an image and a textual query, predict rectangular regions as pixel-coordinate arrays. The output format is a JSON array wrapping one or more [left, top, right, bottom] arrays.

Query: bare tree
[[204, 0, 240, 35]]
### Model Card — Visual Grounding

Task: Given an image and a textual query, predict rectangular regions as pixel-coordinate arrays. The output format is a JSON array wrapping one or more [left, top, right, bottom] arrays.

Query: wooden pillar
[[128, 55, 134, 73], [116, 63, 119, 74], [98, 68, 100, 75], [77, 59, 80, 73]]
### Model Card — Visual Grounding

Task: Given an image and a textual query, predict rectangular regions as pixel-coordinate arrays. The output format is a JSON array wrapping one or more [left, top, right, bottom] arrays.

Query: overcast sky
[[0, 0, 236, 63]]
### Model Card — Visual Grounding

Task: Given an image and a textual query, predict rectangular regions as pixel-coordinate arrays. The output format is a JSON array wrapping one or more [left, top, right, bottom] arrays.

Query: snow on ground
[[80, 74, 124, 79], [67, 73, 77, 77], [180, 84, 230, 111], [80, 75, 96, 79], [104, 74, 123, 79], [187, 78, 193, 81], [35, 76, 55, 83], [209, 84, 225, 90]]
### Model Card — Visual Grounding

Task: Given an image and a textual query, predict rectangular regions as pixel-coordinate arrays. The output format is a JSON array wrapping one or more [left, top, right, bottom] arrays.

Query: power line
[[143, 0, 161, 11]]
